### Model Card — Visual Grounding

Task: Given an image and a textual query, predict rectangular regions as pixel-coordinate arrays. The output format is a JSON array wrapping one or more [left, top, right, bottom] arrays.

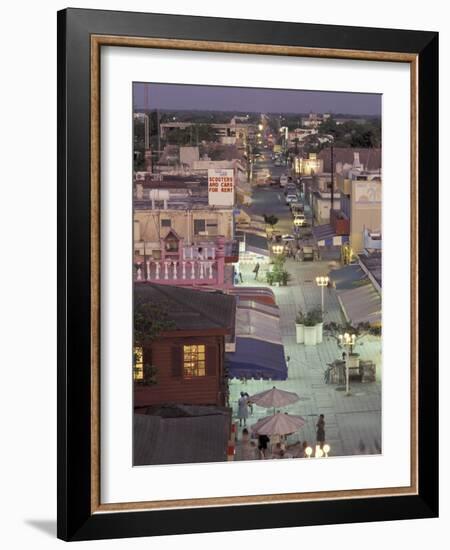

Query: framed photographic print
[[57, 8, 439, 541]]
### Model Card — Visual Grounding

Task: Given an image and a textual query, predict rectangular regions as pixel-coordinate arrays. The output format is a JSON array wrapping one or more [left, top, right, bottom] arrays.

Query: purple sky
[[133, 82, 381, 116]]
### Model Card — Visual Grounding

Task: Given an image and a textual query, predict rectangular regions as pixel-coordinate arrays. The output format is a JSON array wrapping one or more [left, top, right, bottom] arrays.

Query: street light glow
[[315, 275, 329, 287]]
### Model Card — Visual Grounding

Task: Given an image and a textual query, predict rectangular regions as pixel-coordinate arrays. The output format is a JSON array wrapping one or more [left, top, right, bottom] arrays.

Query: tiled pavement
[[230, 258, 382, 459]]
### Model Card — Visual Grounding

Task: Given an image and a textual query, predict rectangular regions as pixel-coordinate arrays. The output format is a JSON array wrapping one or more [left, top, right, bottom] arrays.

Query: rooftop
[[358, 251, 382, 288], [134, 283, 236, 333], [318, 147, 382, 172], [133, 409, 230, 466]]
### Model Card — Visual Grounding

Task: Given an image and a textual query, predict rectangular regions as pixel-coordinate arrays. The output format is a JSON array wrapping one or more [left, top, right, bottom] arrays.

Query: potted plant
[[266, 271, 275, 286], [280, 270, 291, 286], [313, 307, 324, 343], [295, 310, 305, 344], [303, 311, 318, 346]]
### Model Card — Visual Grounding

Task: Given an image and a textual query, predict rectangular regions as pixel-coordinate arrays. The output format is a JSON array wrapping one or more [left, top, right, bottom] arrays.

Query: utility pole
[[330, 144, 334, 221]]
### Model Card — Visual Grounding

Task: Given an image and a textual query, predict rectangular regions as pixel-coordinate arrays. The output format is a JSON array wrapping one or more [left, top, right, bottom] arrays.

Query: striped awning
[[337, 283, 382, 326], [312, 224, 349, 247]]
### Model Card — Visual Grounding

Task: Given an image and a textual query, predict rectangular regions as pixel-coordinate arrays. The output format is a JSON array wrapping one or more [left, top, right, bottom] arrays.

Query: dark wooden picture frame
[[57, 8, 438, 541]]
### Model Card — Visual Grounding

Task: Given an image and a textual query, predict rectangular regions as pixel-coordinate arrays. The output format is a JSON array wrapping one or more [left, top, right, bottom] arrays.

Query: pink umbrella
[[251, 412, 305, 436], [249, 386, 300, 411]]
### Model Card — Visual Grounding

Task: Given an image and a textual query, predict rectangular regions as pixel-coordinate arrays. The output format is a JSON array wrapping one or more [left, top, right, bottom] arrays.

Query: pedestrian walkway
[[230, 258, 382, 459]]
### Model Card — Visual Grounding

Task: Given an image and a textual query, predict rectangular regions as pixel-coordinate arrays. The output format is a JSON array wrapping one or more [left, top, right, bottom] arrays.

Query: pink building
[[134, 230, 235, 289]]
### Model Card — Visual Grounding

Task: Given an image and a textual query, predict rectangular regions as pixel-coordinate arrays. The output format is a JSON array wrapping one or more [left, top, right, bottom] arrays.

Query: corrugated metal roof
[[134, 283, 236, 332], [134, 412, 229, 465], [337, 283, 382, 326]]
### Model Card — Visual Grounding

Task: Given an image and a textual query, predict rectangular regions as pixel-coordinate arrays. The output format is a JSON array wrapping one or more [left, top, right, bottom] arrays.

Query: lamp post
[[315, 275, 329, 314], [272, 243, 284, 256], [279, 126, 288, 163], [305, 443, 331, 458], [338, 332, 356, 396]]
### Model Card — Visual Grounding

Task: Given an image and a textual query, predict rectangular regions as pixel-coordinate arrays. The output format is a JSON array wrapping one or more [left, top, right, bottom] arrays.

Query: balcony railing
[[134, 259, 219, 285]]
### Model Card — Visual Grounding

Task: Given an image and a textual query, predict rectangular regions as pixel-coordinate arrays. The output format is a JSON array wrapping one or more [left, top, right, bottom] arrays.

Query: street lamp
[[338, 332, 356, 396], [258, 123, 264, 131], [315, 275, 329, 314], [305, 444, 331, 458], [272, 244, 284, 255]]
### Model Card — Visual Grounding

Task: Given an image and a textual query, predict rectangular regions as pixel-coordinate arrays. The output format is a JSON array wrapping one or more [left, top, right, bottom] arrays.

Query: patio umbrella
[[251, 412, 305, 436], [249, 386, 300, 410]]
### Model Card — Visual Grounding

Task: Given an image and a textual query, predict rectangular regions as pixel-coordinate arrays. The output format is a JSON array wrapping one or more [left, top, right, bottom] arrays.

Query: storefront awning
[[226, 338, 288, 380], [312, 224, 349, 247], [337, 283, 382, 326], [329, 264, 368, 290]]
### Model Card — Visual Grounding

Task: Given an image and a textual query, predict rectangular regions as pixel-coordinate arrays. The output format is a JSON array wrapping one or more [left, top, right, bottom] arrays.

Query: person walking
[[316, 414, 326, 449], [257, 433, 270, 459], [243, 392, 253, 415], [237, 392, 249, 427], [253, 262, 260, 280]]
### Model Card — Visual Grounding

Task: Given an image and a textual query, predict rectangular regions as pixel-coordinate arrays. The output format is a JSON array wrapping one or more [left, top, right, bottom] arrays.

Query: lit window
[[134, 347, 144, 380], [183, 345, 206, 378]]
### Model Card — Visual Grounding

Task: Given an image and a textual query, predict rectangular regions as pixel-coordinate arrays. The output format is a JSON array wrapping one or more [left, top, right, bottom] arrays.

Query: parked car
[[293, 213, 306, 226], [286, 194, 299, 204], [281, 234, 296, 242]]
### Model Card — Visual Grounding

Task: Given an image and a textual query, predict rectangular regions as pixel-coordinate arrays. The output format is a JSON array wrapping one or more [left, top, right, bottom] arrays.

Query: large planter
[[303, 325, 317, 346], [295, 323, 304, 344], [347, 353, 360, 368], [315, 322, 323, 344]]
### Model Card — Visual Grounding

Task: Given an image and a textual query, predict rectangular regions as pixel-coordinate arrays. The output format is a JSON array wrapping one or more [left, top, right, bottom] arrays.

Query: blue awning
[[226, 338, 288, 381], [329, 264, 368, 290], [312, 224, 349, 247]]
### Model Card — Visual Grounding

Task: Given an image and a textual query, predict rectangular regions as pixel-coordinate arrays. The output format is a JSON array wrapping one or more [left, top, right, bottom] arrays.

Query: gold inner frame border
[[90, 34, 419, 514]]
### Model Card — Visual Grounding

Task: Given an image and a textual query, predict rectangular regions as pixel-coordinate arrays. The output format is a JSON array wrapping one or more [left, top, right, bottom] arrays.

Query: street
[[231, 152, 382, 459]]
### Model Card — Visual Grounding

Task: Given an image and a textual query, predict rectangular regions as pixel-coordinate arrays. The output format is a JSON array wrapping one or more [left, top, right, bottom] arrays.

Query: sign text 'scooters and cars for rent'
[[208, 169, 235, 206]]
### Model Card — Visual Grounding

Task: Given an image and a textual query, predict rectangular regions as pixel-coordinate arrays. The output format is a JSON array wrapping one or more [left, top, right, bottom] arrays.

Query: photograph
[[132, 83, 383, 466]]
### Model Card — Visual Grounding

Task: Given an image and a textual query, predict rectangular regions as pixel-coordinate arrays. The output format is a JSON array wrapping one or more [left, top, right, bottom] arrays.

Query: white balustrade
[[199, 262, 204, 279], [155, 262, 160, 280], [164, 261, 169, 280], [173, 261, 178, 279], [136, 266, 142, 281], [146, 261, 150, 281], [182, 261, 186, 279], [190, 262, 195, 279]]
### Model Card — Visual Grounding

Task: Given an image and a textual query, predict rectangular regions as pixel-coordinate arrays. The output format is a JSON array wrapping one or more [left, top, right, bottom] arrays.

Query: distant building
[[335, 152, 382, 253], [318, 147, 381, 174], [301, 112, 330, 128], [159, 116, 256, 144], [134, 283, 236, 408], [295, 152, 324, 176]]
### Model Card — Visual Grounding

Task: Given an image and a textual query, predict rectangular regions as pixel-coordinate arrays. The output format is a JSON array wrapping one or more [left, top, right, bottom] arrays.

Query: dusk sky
[[133, 82, 381, 116]]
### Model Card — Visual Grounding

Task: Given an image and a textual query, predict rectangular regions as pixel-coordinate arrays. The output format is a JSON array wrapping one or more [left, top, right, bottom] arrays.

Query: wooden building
[[134, 283, 236, 409]]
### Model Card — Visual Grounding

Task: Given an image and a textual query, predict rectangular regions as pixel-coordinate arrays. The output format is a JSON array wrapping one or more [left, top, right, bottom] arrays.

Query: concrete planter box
[[304, 325, 317, 346], [295, 323, 304, 344], [315, 322, 324, 344], [348, 353, 360, 368]]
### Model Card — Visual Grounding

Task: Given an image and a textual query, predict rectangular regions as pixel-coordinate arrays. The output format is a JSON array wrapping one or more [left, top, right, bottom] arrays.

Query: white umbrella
[[249, 386, 300, 410], [251, 412, 305, 436]]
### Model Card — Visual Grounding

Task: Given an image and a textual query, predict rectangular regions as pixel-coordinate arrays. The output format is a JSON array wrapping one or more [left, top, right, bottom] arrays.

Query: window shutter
[[206, 345, 218, 376], [171, 346, 183, 377]]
